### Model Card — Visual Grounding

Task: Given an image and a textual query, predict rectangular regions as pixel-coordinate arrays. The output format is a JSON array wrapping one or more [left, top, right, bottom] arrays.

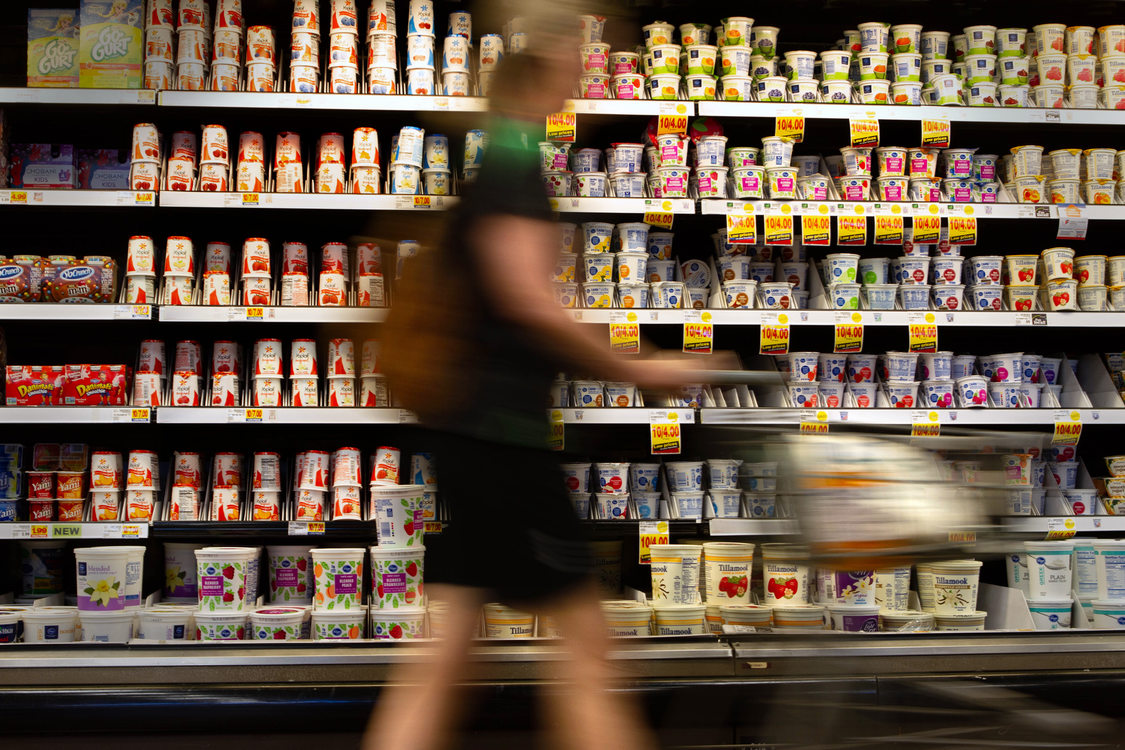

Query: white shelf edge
[[158, 306, 387, 323], [1001, 517, 1125, 533], [565, 99, 695, 116], [0, 190, 155, 207], [157, 191, 456, 211], [699, 199, 1059, 220], [695, 100, 1125, 126], [708, 519, 799, 536], [0, 407, 150, 424], [158, 91, 488, 112], [568, 310, 1124, 328], [0, 87, 155, 106], [0, 304, 152, 321], [155, 407, 415, 424], [551, 197, 696, 214], [698, 407, 1118, 427], [0, 522, 150, 539], [555, 408, 696, 424]]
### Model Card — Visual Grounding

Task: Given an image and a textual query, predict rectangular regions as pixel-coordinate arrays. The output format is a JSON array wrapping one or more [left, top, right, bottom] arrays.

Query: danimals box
[[27, 9, 80, 87], [78, 0, 143, 89]]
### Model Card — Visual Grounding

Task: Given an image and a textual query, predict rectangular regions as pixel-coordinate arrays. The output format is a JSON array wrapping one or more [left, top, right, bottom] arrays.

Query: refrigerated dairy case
[[2, 633, 1124, 749]]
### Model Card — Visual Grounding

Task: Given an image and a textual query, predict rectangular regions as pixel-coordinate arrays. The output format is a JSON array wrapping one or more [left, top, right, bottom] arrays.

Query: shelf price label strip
[[288, 521, 326, 536]]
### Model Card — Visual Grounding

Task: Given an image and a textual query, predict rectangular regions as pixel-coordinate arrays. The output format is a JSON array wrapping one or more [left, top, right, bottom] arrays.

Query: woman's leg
[[362, 584, 486, 750], [538, 583, 659, 750]]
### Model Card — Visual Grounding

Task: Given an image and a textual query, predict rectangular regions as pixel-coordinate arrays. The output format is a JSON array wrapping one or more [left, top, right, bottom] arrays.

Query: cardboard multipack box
[[78, 0, 143, 89], [5, 365, 65, 405], [77, 148, 130, 189], [9, 144, 76, 189], [27, 9, 80, 87], [61, 364, 130, 405]]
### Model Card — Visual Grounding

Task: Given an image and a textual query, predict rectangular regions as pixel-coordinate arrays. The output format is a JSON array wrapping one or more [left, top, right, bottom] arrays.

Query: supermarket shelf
[[0, 190, 155, 207], [150, 521, 380, 538], [0, 522, 149, 539], [696, 101, 1125, 126], [550, 197, 696, 214], [158, 306, 386, 323], [0, 304, 152, 321], [155, 407, 416, 424], [1001, 516, 1125, 533], [565, 99, 695, 117], [158, 191, 455, 211], [708, 519, 799, 536], [568, 309, 1124, 327], [700, 198, 1054, 219], [556, 408, 696, 424], [0, 87, 155, 106], [0, 407, 151, 424], [159, 91, 489, 112], [698, 408, 1117, 427]]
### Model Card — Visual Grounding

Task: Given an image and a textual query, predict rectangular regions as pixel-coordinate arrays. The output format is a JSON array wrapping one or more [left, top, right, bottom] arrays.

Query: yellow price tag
[[30, 524, 49, 538], [10, 191, 27, 204], [763, 213, 794, 245], [241, 193, 259, 205], [650, 411, 682, 455], [908, 313, 938, 353], [1045, 518, 1078, 540], [609, 311, 641, 354], [413, 196, 432, 208], [245, 306, 265, 319], [545, 111, 576, 142], [130, 408, 150, 423], [639, 520, 670, 564], [833, 312, 864, 354], [874, 214, 904, 245], [849, 116, 880, 147], [644, 211, 675, 229], [921, 117, 951, 148], [948, 216, 977, 246], [775, 116, 804, 143], [657, 113, 689, 135], [134, 192, 155, 205], [801, 214, 831, 245], [1051, 410, 1083, 446], [911, 410, 941, 437], [836, 215, 867, 245], [424, 521, 444, 534], [912, 215, 941, 244], [760, 313, 791, 355], [548, 409, 565, 452], [727, 211, 757, 244], [683, 311, 714, 354], [244, 408, 264, 422], [800, 414, 830, 434]]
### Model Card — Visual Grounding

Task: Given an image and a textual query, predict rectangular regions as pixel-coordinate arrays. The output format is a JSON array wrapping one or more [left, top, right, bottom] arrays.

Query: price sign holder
[[921, 117, 951, 148], [763, 212, 794, 245], [548, 410, 565, 452], [649, 410, 682, 455], [912, 214, 942, 244], [608, 311, 641, 354], [874, 214, 904, 244], [801, 214, 831, 245], [774, 113, 805, 143], [639, 521, 670, 564], [759, 312, 790, 355], [908, 312, 938, 353], [1045, 517, 1078, 540], [910, 410, 941, 437], [849, 116, 880, 147], [545, 111, 576, 142], [1057, 204, 1088, 241], [948, 215, 978, 246], [727, 209, 757, 244], [799, 410, 829, 434], [682, 310, 714, 354], [836, 214, 867, 245], [1051, 409, 1082, 446], [833, 312, 864, 354]]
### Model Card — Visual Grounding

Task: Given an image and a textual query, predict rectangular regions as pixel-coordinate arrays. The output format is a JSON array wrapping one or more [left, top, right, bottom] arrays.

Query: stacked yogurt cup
[[774, 349, 1066, 409], [1004, 144, 1123, 205]]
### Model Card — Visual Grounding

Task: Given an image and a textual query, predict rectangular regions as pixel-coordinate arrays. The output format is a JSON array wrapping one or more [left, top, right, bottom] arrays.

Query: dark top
[[435, 116, 560, 447]]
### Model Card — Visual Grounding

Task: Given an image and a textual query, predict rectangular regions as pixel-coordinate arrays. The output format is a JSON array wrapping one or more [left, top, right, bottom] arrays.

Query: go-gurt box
[[78, 0, 143, 89], [27, 9, 80, 87]]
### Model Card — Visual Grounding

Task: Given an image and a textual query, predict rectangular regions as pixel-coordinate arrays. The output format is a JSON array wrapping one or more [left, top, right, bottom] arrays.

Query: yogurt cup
[[79, 610, 136, 643], [825, 253, 863, 283], [194, 611, 247, 641], [956, 375, 989, 406], [76, 547, 131, 612], [756, 75, 787, 102], [934, 611, 987, 631], [827, 603, 880, 632], [22, 606, 78, 642], [857, 80, 890, 104], [761, 544, 811, 606], [929, 560, 983, 613], [1024, 541, 1075, 599], [820, 50, 851, 80], [720, 45, 753, 76], [921, 31, 950, 59]]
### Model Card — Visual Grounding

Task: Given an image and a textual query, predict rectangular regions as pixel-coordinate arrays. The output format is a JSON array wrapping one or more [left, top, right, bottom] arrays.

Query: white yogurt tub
[[934, 610, 987, 631], [80, 610, 136, 643], [21, 606, 79, 642], [137, 607, 194, 640]]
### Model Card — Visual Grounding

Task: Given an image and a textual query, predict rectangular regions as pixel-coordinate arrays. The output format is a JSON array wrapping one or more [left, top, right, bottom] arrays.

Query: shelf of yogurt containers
[[555, 213, 1125, 314], [0, 440, 437, 526], [686, 131, 1125, 207], [1, 483, 435, 644], [598, 15, 1125, 109], [121, 233, 397, 310], [131, 0, 520, 98], [694, 349, 1125, 419]]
